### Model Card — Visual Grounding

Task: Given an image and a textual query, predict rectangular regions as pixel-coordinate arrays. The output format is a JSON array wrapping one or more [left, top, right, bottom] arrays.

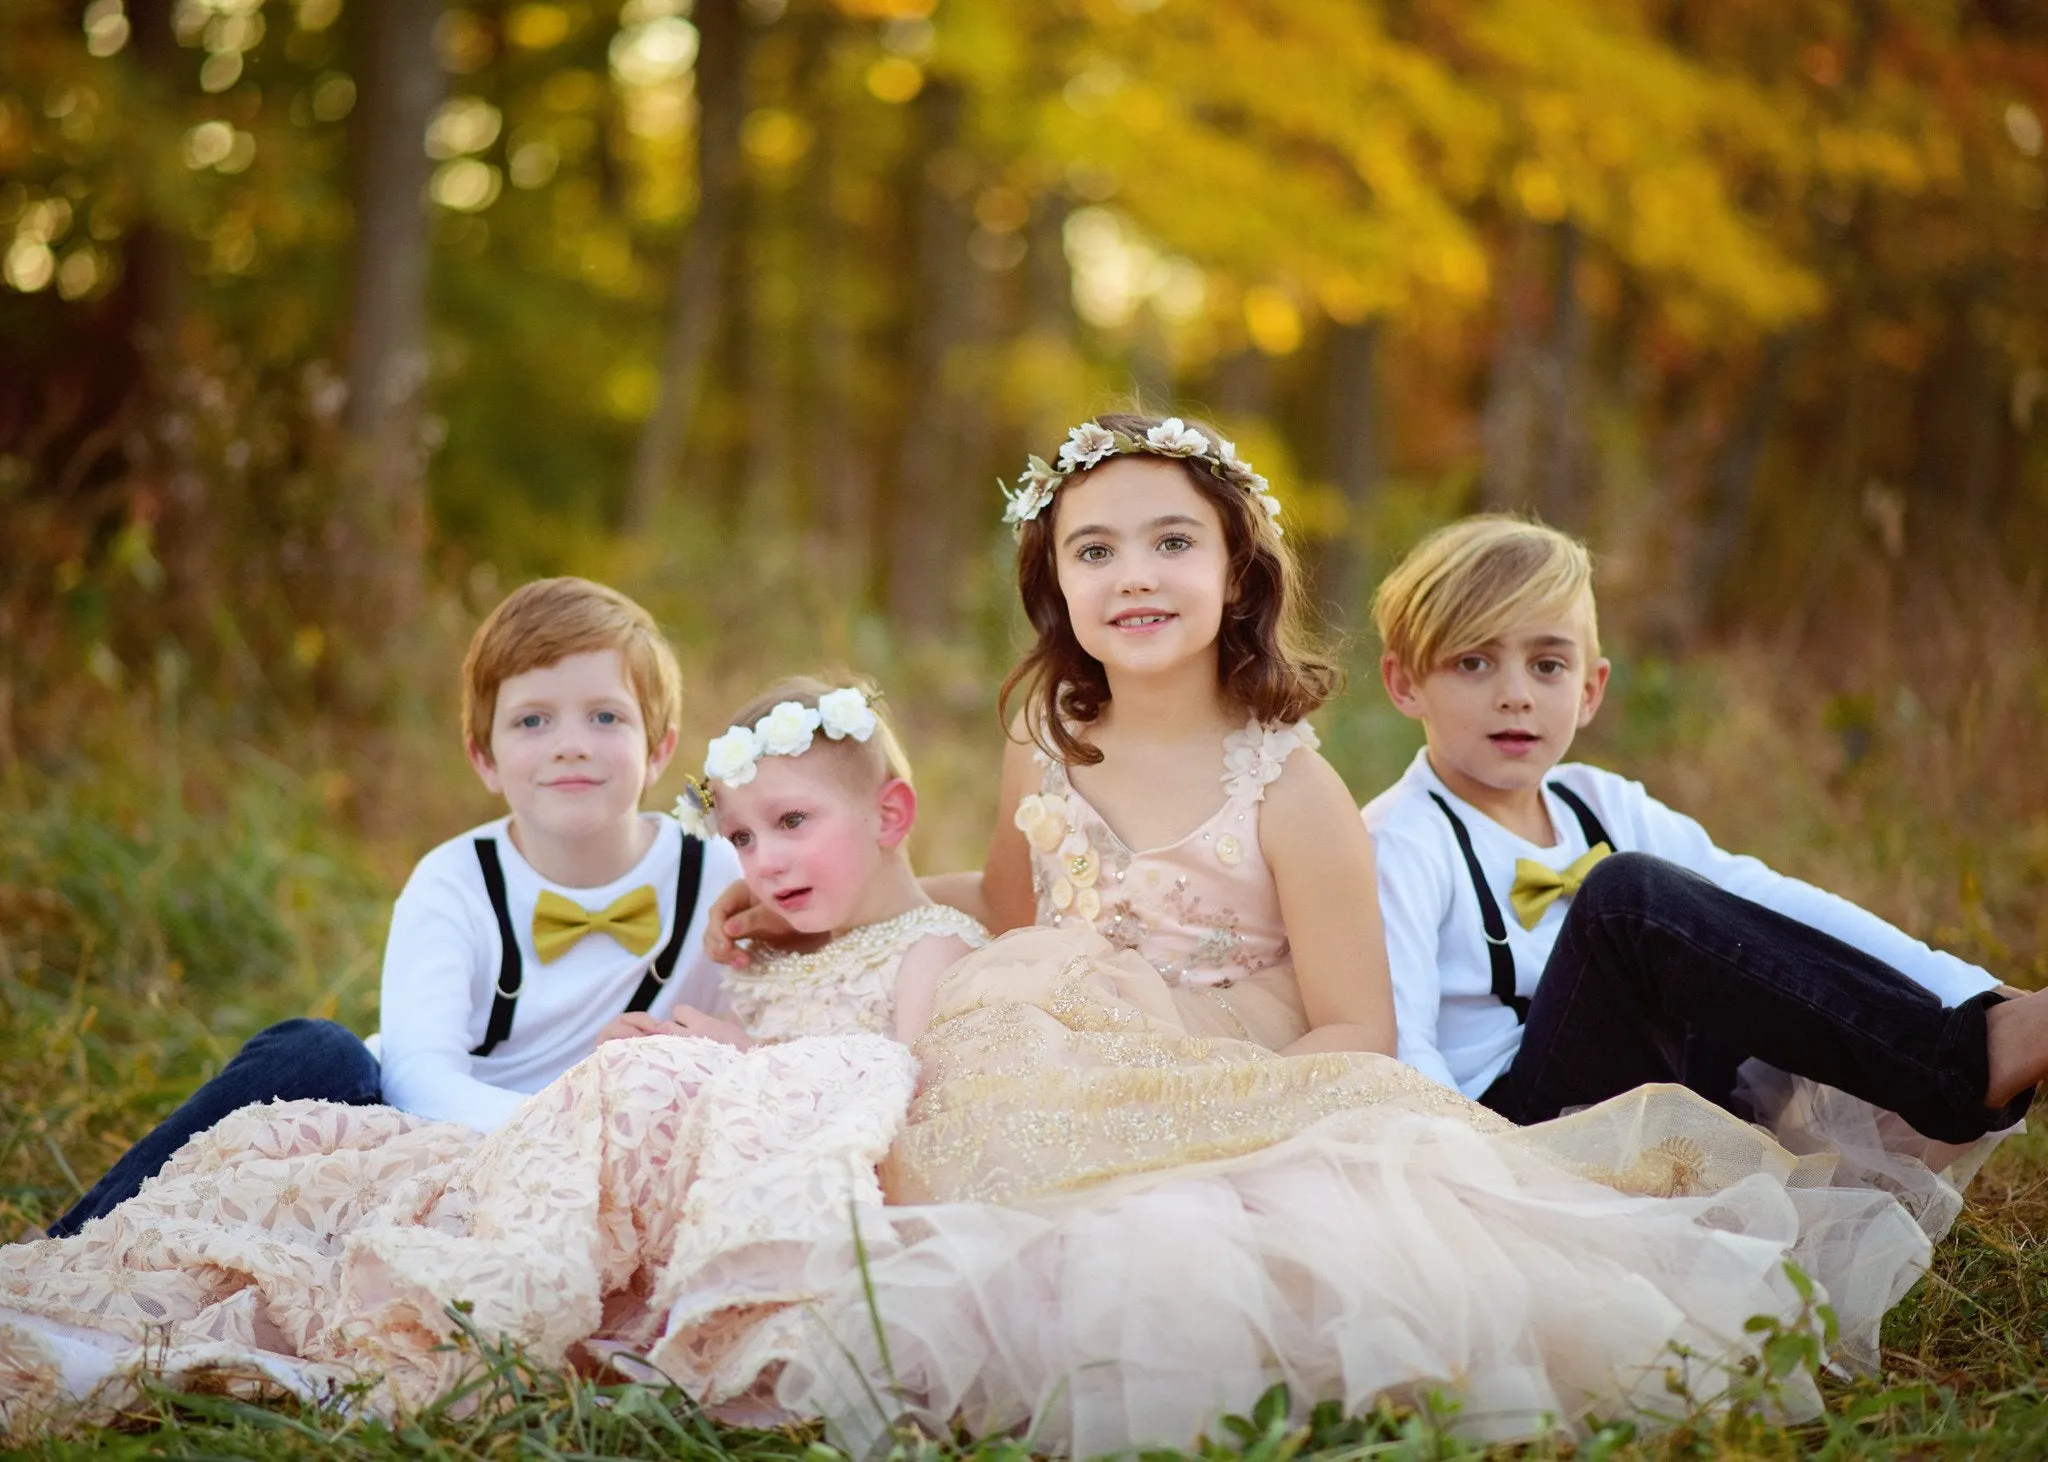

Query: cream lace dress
[[749, 720, 1989, 1454], [0, 904, 981, 1438]]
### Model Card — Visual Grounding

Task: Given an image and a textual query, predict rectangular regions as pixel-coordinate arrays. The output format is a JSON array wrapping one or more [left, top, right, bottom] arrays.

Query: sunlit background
[[2, 0, 2046, 1084]]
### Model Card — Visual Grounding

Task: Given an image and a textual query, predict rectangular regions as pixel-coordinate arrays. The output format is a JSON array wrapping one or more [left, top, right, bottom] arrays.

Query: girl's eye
[[1157, 534, 1193, 553], [729, 829, 752, 850], [1076, 543, 1111, 564], [778, 810, 807, 830], [515, 713, 545, 729]]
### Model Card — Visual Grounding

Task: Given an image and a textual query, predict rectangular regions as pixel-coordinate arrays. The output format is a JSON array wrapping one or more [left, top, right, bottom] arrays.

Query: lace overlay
[[726, 905, 986, 1041]]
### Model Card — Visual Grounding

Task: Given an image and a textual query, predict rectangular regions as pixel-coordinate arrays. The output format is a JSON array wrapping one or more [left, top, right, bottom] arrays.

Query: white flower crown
[[671, 686, 880, 840], [1000, 418, 1284, 538]]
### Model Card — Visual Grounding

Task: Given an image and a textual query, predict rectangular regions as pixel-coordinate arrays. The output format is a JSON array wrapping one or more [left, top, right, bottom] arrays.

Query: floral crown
[[671, 686, 880, 840], [1000, 417, 1284, 538]]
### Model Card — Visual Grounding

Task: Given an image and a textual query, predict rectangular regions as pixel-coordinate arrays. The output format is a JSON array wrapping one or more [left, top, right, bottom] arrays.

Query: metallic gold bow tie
[[531, 885, 661, 964], [1508, 843, 1612, 931]]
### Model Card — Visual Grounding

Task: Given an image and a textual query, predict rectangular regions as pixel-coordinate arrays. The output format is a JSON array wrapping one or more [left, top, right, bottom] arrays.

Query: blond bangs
[[1374, 516, 1597, 675]]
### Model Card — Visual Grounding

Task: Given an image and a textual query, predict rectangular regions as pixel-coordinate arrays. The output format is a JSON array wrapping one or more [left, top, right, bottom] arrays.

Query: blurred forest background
[[3, 0, 2048, 1226]]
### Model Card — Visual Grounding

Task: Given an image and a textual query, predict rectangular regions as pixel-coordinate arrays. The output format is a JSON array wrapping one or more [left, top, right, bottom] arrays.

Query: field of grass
[[5, 546, 2048, 1458]]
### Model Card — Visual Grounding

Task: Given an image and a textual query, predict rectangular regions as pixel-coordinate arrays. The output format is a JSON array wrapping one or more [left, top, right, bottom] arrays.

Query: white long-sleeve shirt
[[1363, 748, 1997, 1099], [376, 813, 740, 1129]]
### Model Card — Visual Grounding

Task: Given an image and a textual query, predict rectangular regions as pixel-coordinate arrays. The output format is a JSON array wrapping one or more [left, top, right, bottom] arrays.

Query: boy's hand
[[596, 1011, 671, 1045], [702, 879, 823, 968], [665, 1004, 753, 1048]]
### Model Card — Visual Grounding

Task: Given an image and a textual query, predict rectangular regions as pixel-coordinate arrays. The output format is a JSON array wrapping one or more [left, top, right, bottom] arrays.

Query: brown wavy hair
[[998, 412, 1340, 766]]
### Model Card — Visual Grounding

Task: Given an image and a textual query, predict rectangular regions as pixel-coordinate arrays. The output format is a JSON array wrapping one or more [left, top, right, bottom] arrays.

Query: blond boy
[[50, 579, 737, 1237], [1363, 516, 2048, 1141]]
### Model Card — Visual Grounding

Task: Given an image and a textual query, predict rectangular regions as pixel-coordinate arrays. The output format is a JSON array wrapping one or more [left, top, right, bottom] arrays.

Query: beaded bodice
[[725, 904, 988, 1042], [1014, 718, 1317, 988]]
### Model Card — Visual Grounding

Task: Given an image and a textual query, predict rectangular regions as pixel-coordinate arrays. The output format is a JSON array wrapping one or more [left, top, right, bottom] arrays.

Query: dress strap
[[1426, 793, 1528, 1024], [1220, 719, 1319, 803]]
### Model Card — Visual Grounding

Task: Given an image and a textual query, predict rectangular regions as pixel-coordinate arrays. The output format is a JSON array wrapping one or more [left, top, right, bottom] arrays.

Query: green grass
[[7, 593, 2048, 1456]]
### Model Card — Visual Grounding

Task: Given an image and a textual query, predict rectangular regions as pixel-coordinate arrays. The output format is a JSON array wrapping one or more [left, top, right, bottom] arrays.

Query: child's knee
[[252, 1018, 378, 1088], [1573, 851, 1696, 916]]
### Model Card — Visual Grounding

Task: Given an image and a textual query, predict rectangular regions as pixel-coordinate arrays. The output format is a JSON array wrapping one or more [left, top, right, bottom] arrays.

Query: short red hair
[[461, 578, 682, 761]]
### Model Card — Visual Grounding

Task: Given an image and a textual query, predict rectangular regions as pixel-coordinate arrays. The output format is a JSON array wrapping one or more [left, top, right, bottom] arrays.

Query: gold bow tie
[[531, 885, 661, 964], [1508, 843, 1612, 931]]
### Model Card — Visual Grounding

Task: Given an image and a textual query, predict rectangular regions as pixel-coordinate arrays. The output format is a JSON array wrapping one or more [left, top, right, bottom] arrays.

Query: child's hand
[[596, 1011, 671, 1045], [702, 878, 820, 967], [665, 1005, 753, 1048]]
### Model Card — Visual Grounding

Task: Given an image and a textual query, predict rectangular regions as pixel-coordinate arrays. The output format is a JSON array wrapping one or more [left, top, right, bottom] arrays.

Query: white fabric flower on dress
[[1144, 417, 1209, 457], [817, 688, 879, 742], [1013, 793, 1071, 854], [755, 701, 824, 758], [704, 725, 764, 787], [1221, 719, 1318, 802], [1057, 422, 1118, 473]]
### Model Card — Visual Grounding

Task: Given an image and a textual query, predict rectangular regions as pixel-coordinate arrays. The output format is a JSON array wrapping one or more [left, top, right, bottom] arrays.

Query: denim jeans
[[1480, 852, 2032, 1145], [48, 1017, 382, 1238]]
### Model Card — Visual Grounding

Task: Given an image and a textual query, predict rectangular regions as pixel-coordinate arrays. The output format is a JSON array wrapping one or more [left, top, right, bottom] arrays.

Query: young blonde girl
[[662, 675, 981, 1047]]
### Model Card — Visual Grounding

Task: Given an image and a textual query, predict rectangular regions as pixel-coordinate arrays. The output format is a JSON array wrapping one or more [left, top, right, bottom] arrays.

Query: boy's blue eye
[[516, 713, 544, 729], [594, 710, 621, 725]]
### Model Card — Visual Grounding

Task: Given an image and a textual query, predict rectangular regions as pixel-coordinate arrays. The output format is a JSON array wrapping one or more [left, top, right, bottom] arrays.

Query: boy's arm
[[1369, 817, 1465, 1091], [1627, 787, 1999, 1006], [377, 874, 527, 1131]]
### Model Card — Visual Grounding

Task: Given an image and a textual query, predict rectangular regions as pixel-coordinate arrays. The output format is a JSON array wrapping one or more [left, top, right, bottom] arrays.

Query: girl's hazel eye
[[729, 830, 752, 849], [1076, 543, 1110, 564], [1158, 534, 1192, 552], [778, 811, 806, 830]]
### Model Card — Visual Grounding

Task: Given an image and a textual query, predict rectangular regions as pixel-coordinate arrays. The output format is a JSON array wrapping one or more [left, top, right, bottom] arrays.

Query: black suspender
[[1425, 781, 1618, 1024], [471, 840, 523, 1057], [1546, 782, 1614, 854], [624, 835, 705, 1014], [468, 833, 709, 1058], [1426, 793, 1527, 1022]]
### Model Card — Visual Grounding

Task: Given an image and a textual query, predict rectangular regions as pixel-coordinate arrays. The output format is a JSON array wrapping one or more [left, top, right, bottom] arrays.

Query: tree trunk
[[1535, 221, 1587, 527], [1690, 330, 1795, 623], [623, 0, 745, 531], [1479, 223, 1543, 510], [338, 0, 442, 663], [883, 80, 978, 638], [1318, 316, 1384, 626]]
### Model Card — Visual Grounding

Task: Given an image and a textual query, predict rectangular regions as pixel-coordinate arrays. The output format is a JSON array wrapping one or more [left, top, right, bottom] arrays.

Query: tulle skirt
[[749, 927, 1999, 1453]]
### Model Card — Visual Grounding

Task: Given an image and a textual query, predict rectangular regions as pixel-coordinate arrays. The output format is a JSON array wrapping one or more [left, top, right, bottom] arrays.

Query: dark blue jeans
[[1481, 852, 2032, 1145], [48, 1017, 382, 1238]]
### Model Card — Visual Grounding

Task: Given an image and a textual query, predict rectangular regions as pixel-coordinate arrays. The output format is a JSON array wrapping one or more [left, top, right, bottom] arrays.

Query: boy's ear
[[646, 726, 679, 781], [1380, 652, 1429, 722], [875, 778, 917, 850], [1577, 657, 1611, 728], [466, 738, 504, 796]]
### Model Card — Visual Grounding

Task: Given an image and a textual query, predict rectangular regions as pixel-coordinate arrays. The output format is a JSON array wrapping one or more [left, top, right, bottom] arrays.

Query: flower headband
[[671, 687, 880, 840], [1000, 418, 1284, 538]]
